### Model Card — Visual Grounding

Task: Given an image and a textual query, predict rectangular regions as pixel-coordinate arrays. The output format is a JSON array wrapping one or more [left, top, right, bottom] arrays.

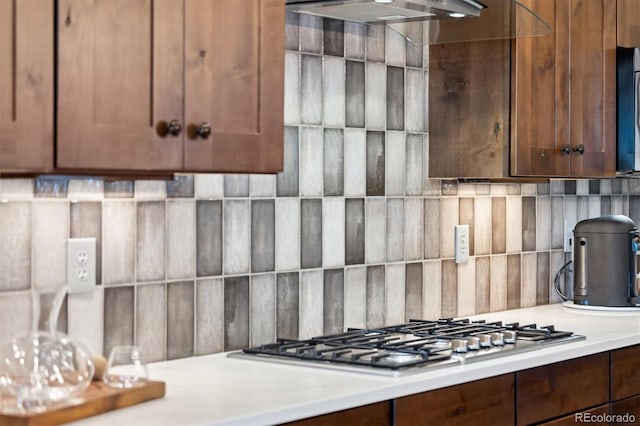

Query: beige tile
[[344, 267, 366, 329], [506, 196, 523, 253], [167, 200, 196, 280], [103, 286, 134, 357], [134, 180, 166, 200], [300, 270, 324, 339], [474, 197, 491, 255], [223, 200, 251, 275], [404, 263, 422, 321], [197, 278, 224, 354], [441, 260, 457, 318], [136, 284, 166, 362], [250, 275, 275, 346], [490, 255, 507, 312], [521, 253, 537, 308], [32, 201, 68, 290], [475, 256, 491, 314], [0, 202, 30, 291], [507, 254, 521, 310], [68, 287, 104, 356], [0, 178, 34, 200], [492, 197, 506, 254], [550, 251, 567, 303], [0, 291, 31, 340], [422, 260, 441, 320], [536, 252, 550, 306], [385, 264, 405, 325], [137, 202, 166, 282], [386, 199, 404, 262], [68, 178, 104, 200], [102, 201, 135, 285], [440, 198, 459, 258], [167, 281, 195, 360], [536, 197, 551, 251], [457, 258, 476, 317], [459, 198, 474, 256], [194, 174, 224, 199], [424, 198, 441, 259]]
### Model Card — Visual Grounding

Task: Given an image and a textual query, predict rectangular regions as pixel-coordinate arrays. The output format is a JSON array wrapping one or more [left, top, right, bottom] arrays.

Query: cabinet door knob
[[189, 122, 212, 139], [157, 120, 182, 137], [573, 144, 585, 155], [560, 144, 572, 156]]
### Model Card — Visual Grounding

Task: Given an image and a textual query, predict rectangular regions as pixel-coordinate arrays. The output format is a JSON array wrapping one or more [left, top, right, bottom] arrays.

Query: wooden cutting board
[[0, 380, 165, 426]]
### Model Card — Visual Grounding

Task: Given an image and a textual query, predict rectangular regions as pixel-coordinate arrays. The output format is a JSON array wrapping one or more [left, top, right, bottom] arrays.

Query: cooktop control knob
[[490, 332, 505, 346], [466, 336, 480, 350], [479, 334, 493, 348], [503, 330, 517, 344], [452, 339, 468, 353]]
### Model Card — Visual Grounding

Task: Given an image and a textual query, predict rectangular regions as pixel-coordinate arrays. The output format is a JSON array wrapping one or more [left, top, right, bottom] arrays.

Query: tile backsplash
[[2, 15, 640, 361]]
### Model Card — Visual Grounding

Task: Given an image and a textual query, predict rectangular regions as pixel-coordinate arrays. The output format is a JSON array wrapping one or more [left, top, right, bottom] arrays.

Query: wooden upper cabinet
[[57, 0, 284, 173], [618, 0, 640, 47], [511, 0, 616, 178], [0, 0, 54, 172]]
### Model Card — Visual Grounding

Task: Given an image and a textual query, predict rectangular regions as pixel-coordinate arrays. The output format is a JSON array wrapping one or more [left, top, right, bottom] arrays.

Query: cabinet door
[[0, 0, 53, 171], [184, 0, 284, 173], [611, 395, 640, 420], [57, 0, 183, 171], [567, 0, 616, 177], [611, 344, 640, 401], [538, 404, 609, 425], [618, 0, 640, 48], [282, 402, 391, 426]]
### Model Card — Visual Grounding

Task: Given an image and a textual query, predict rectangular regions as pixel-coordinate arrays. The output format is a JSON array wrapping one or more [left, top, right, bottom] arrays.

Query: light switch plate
[[454, 224, 470, 264], [67, 238, 96, 294]]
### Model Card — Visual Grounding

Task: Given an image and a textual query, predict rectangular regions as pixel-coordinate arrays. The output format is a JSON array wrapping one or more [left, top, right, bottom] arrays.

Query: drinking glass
[[103, 346, 148, 388]]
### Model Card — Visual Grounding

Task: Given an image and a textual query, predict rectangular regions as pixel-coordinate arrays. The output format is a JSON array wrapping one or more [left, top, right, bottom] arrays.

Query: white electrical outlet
[[67, 238, 96, 294], [454, 224, 470, 264], [564, 220, 574, 253]]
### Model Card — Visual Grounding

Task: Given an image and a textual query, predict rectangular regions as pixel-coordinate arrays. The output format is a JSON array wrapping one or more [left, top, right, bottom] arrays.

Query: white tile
[[600, 179, 613, 195], [405, 69, 426, 133], [611, 195, 624, 215], [299, 270, 324, 339], [386, 132, 406, 196], [300, 55, 322, 125], [491, 184, 507, 196], [134, 284, 165, 362], [521, 253, 537, 308], [322, 198, 345, 268], [223, 200, 251, 274], [576, 180, 589, 195], [588, 196, 601, 219], [385, 26, 406, 66], [343, 128, 366, 197], [365, 62, 386, 130], [440, 198, 459, 258], [404, 198, 423, 261], [323, 56, 345, 127], [536, 197, 551, 251], [275, 198, 300, 272], [68, 178, 104, 200], [457, 258, 476, 317], [284, 52, 300, 125], [32, 201, 69, 290], [458, 184, 475, 196], [0, 202, 30, 291], [406, 134, 423, 196], [134, 180, 166, 200], [423, 135, 433, 194], [194, 174, 224, 199], [166, 200, 196, 280], [0, 291, 31, 340], [385, 264, 405, 325], [577, 196, 589, 222], [521, 184, 537, 196], [102, 201, 135, 285], [344, 267, 366, 329], [250, 275, 276, 346], [365, 199, 386, 264], [250, 175, 276, 197], [344, 22, 366, 60], [564, 196, 578, 230], [0, 178, 33, 200], [299, 127, 323, 197], [490, 255, 508, 312], [197, 278, 224, 354], [474, 197, 492, 255], [422, 260, 441, 320], [550, 251, 567, 303], [386, 199, 404, 262], [506, 196, 523, 253], [299, 14, 323, 53], [551, 197, 565, 249], [67, 287, 104, 355]]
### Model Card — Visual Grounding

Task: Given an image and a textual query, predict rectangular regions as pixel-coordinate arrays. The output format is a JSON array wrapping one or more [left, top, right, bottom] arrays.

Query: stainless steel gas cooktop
[[227, 318, 585, 377]]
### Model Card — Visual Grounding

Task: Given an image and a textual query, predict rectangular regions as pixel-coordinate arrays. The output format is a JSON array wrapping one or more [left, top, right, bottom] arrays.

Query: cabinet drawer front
[[612, 344, 640, 401], [516, 353, 609, 425], [395, 374, 514, 426], [538, 404, 610, 426], [612, 395, 640, 420], [281, 402, 391, 426]]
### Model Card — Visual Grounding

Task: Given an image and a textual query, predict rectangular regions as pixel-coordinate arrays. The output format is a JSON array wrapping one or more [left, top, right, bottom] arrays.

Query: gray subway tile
[[196, 200, 223, 277], [285, 11, 299, 51], [612, 178, 623, 194], [248, 174, 276, 197], [405, 263, 422, 321], [385, 25, 406, 66], [32, 201, 68, 291], [385, 264, 405, 324], [387, 66, 405, 131], [522, 197, 536, 251], [365, 198, 386, 264], [166, 175, 194, 198], [301, 55, 322, 125], [406, 24, 424, 67], [423, 261, 442, 320], [300, 270, 324, 338], [224, 175, 250, 197], [551, 196, 565, 249], [251, 200, 275, 273], [104, 286, 134, 358], [601, 196, 612, 215], [537, 252, 550, 305], [366, 131, 385, 196], [194, 175, 224, 199], [104, 181, 134, 198], [299, 126, 323, 196], [564, 180, 576, 195], [102, 201, 135, 285], [250, 274, 276, 346], [406, 134, 423, 196], [405, 198, 423, 261], [223, 200, 251, 274], [324, 129, 344, 196], [284, 52, 300, 125], [507, 254, 521, 310], [474, 197, 491, 255], [492, 197, 506, 254], [345, 198, 365, 265], [323, 56, 346, 128], [136, 284, 166, 362], [137, 201, 165, 282], [459, 198, 475, 257], [166, 200, 196, 280], [386, 199, 404, 262], [346, 60, 365, 128], [589, 180, 601, 194], [536, 197, 551, 251], [366, 62, 386, 130], [277, 126, 300, 197], [277, 272, 300, 339], [405, 69, 426, 132], [366, 266, 385, 328], [35, 176, 69, 198], [366, 24, 385, 62], [167, 281, 195, 360], [475, 256, 491, 314], [322, 197, 345, 268], [440, 198, 458, 259], [344, 128, 367, 197], [323, 18, 344, 56], [441, 260, 457, 318], [299, 14, 323, 54], [196, 278, 224, 355], [324, 269, 344, 334], [424, 198, 441, 259], [0, 202, 30, 291], [224, 276, 250, 351], [442, 180, 458, 196], [71, 202, 102, 284], [386, 131, 406, 196], [344, 267, 366, 329], [345, 21, 366, 60], [276, 199, 300, 272], [301, 199, 322, 268]]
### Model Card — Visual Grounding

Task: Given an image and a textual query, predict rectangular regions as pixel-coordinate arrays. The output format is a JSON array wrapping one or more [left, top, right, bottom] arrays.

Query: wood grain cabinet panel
[[516, 353, 610, 425], [538, 404, 610, 426], [618, 0, 640, 47], [57, 0, 284, 174], [611, 344, 640, 401], [611, 395, 640, 420], [395, 374, 515, 426], [0, 0, 54, 172], [281, 402, 391, 426]]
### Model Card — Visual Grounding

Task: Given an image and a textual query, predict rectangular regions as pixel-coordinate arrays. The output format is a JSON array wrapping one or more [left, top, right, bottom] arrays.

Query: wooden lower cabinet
[[611, 395, 640, 420], [280, 402, 391, 426], [395, 374, 515, 426], [538, 404, 610, 426], [611, 345, 640, 401]]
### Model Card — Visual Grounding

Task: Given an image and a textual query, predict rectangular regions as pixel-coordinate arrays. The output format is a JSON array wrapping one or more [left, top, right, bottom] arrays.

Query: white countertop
[[70, 303, 640, 426]]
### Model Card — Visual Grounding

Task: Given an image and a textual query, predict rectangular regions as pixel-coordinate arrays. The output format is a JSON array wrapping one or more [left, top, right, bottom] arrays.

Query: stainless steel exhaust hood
[[286, 0, 551, 45]]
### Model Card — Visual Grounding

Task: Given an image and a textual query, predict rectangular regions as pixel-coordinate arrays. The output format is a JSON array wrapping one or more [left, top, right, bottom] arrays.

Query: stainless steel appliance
[[617, 47, 640, 173], [571, 215, 640, 307], [227, 318, 584, 377]]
